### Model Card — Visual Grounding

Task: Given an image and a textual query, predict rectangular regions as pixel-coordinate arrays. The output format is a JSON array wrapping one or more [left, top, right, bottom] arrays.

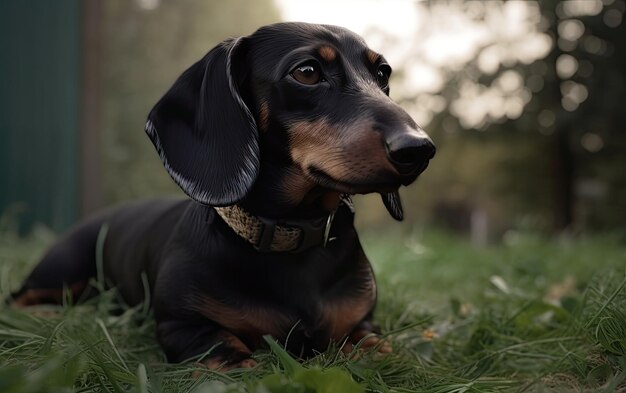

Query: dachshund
[[11, 22, 435, 370]]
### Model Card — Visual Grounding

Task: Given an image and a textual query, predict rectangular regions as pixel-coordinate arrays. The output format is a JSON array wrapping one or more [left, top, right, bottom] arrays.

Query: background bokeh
[[1, 0, 625, 243]]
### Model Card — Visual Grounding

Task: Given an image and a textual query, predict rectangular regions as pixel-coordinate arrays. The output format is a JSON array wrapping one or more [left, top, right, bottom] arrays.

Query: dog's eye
[[376, 65, 391, 89], [291, 63, 322, 85]]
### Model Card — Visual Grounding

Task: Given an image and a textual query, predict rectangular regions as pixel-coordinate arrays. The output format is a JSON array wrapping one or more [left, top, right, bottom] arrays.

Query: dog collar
[[214, 198, 353, 253]]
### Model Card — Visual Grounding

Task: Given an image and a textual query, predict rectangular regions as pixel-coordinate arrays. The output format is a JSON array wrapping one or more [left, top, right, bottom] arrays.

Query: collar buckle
[[291, 213, 334, 253]]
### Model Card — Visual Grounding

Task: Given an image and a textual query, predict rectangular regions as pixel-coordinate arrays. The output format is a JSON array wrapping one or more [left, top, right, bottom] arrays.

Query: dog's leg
[[157, 319, 257, 371], [341, 317, 392, 355], [10, 215, 106, 306]]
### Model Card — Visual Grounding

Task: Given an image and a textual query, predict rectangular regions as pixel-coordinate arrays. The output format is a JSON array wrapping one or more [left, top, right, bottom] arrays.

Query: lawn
[[1, 227, 625, 392]]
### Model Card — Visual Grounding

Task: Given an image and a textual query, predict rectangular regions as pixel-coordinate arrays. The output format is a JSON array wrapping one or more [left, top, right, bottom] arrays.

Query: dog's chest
[[316, 289, 375, 341], [192, 282, 375, 346]]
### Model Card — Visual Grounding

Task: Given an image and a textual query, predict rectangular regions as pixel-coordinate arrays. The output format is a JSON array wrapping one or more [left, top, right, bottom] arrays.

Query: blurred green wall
[[0, 1, 80, 233]]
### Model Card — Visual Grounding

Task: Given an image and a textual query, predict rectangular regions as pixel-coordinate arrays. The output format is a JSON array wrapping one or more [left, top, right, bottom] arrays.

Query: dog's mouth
[[307, 166, 406, 221]]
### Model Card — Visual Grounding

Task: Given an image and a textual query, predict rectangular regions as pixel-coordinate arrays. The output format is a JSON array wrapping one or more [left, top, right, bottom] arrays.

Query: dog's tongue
[[380, 191, 404, 221]]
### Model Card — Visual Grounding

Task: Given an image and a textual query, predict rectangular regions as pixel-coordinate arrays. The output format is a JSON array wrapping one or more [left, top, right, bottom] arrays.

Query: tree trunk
[[551, 130, 574, 231]]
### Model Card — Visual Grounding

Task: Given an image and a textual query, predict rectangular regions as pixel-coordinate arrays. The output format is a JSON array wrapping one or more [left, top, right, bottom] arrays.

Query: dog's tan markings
[[323, 295, 374, 342], [276, 168, 348, 209], [192, 332, 256, 375], [322, 191, 342, 211], [219, 332, 253, 355], [12, 289, 61, 307], [318, 45, 337, 62], [194, 357, 257, 375], [321, 252, 377, 342], [288, 118, 396, 186], [324, 251, 390, 356], [341, 329, 393, 356], [11, 282, 86, 307], [357, 131, 395, 172], [278, 166, 317, 206], [366, 49, 381, 64], [289, 118, 344, 179], [258, 101, 270, 132], [191, 295, 293, 340]]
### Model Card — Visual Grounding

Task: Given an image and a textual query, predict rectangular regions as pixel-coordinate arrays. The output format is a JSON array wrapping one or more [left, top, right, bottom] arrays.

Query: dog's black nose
[[385, 131, 436, 175]]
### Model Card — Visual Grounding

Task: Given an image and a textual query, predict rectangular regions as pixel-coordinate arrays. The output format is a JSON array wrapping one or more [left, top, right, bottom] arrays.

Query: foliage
[[1, 229, 625, 392], [393, 0, 626, 233], [100, 0, 281, 204]]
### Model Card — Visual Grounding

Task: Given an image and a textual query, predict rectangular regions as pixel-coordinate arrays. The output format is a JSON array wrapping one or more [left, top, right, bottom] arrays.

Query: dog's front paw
[[341, 328, 393, 356], [203, 355, 258, 371], [190, 333, 258, 375], [192, 353, 258, 377]]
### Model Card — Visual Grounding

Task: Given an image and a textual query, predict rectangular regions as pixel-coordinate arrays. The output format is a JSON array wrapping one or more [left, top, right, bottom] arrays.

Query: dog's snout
[[385, 131, 436, 175]]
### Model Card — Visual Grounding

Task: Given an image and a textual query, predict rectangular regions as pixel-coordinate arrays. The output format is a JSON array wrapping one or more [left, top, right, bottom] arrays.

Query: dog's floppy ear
[[145, 37, 258, 206]]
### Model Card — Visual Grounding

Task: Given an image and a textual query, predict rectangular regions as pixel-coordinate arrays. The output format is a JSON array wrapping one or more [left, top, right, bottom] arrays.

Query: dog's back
[[11, 198, 188, 306]]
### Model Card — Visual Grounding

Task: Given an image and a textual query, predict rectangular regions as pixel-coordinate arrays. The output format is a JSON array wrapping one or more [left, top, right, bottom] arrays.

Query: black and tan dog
[[11, 23, 435, 369]]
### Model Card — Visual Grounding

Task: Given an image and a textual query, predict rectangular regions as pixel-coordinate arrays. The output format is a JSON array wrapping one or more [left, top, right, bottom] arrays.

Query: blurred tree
[[393, 0, 625, 234], [100, 0, 280, 205], [514, 0, 626, 231]]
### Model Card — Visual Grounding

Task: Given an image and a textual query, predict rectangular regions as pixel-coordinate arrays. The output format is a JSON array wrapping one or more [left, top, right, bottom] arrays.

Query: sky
[[275, 0, 421, 39]]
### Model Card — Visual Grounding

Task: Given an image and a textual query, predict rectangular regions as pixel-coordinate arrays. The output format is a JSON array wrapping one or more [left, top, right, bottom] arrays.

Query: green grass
[[1, 227, 625, 392]]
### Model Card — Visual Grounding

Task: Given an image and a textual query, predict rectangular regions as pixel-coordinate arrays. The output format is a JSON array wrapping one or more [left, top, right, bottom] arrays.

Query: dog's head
[[147, 22, 435, 220]]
